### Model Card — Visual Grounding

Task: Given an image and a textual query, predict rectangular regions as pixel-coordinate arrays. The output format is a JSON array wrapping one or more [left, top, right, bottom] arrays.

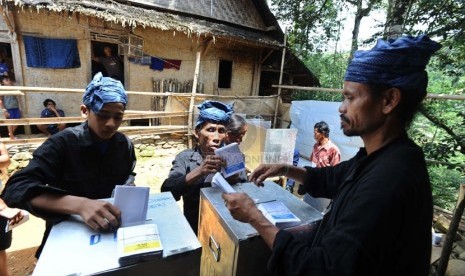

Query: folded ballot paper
[[214, 142, 246, 178], [113, 185, 149, 227], [117, 223, 163, 266], [212, 172, 236, 194]]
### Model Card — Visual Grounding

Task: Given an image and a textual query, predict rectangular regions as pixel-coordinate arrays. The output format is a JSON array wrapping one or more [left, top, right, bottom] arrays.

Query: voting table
[[199, 181, 323, 276], [33, 192, 201, 276]]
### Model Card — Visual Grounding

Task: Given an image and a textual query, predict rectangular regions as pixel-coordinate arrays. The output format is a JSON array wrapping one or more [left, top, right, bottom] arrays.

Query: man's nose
[[338, 102, 346, 113], [212, 131, 220, 140], [105, 118, 117, 128]]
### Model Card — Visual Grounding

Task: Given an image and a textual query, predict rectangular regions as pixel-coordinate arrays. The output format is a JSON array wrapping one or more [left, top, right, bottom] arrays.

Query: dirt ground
[[6, 153, 177, 276]]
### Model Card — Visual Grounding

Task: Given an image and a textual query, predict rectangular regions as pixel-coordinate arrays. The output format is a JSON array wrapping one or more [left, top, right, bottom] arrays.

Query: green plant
[[428, 164, 465, 210]]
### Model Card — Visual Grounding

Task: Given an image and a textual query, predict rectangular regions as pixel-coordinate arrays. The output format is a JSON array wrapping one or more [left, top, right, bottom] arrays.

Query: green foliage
[[270, 0, 342, 57], [291, 51, 348, 102], [408, 56, 465, 210], [304, 51, 349, 88], [427, 165, 464, 210]]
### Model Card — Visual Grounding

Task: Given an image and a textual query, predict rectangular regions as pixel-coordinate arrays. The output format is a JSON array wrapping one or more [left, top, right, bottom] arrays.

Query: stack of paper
[[117, 223, 163, 266], [257, 200, 301, 229]]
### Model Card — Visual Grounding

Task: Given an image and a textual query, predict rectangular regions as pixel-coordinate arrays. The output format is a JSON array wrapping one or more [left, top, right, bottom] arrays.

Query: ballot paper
[[214, 142, 246, 178], [212, 172, 236, 194], [117, 223, 163, 266], [3, 209, 29, 232], [114, 185, 149, 227]]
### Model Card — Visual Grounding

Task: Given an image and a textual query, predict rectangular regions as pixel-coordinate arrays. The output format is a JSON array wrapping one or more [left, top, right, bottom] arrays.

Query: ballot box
[[199, 181, 322, 276], [33, 192, 201, 276]]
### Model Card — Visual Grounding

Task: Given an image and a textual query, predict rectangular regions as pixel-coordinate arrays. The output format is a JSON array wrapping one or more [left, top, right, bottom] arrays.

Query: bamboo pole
[[436, 184, 465, 276], [271, 84, 465, 100], [1, 125, 189, 145], [0, 111, 189, 126], [272, 33, 286, 128], [188, 51, 201, 148]]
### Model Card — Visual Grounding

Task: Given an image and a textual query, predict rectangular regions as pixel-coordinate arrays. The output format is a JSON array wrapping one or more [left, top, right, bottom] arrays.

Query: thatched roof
[[3, 0, 283, 47]]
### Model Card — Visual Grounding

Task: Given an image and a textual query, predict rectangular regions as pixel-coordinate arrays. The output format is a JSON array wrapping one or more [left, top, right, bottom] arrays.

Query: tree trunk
[[383, 0, 414, 39]]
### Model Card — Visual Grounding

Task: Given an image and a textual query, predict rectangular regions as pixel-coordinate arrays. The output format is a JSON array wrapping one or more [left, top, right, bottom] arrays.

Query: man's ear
[[194, 128, 200, 140], [80, 105, 88, 118], [382, 88, 401, 114]]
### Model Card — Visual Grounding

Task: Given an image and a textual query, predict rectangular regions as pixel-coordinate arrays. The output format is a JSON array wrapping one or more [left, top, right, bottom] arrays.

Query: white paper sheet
[[114, 186, 150, 227]]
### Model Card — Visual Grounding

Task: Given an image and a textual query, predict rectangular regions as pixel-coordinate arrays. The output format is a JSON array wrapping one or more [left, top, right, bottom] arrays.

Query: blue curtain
[[23, 35, 80, 68]]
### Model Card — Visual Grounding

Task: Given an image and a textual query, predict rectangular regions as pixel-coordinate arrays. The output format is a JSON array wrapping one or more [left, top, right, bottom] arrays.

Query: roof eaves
[[6, 0, 282, 47]]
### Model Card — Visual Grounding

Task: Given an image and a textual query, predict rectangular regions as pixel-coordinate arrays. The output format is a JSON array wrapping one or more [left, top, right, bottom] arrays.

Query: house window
[[218, 59, 232, 89]]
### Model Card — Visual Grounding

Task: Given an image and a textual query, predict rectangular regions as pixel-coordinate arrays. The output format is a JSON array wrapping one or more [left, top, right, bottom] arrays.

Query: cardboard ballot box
[[199, 181, 322, 276], [33, 192, 201, 276]]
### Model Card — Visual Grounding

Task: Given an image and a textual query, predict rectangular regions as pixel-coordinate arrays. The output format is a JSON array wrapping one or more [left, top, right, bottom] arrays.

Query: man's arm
[[222, 192, 279, 248], [0, 142, 10, 169], [30, 193, 120, 231], [0, 96, 7, 117], [161, 151, 224, 200], [249, 163, 307, 186]]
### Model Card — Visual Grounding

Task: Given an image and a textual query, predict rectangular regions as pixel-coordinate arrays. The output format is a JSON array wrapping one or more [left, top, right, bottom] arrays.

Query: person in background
[[0, 197, 24, 276], [224, 113, 249, 183], [1, 72, 136, 258], [222, 35, 440, 275], [92, 46, 123, 83], [0, 76, 21, 140], [224, 114, 248, 145], [37, 98, 66, 136], [284, 149, 300, 194], [299, 121, 341, 212], [0, 53, 9, 77], [161, 100, 233, 234], [0, 142, 10, 188]]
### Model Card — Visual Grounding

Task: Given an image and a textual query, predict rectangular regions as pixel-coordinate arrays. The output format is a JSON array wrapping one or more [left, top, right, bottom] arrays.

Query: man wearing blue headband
[[1, 73, 136, 258], [223, 35, 441, 275], [161, 100, 235, 234]]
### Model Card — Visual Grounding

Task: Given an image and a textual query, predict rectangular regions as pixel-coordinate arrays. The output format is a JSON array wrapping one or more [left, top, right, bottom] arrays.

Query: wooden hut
[[0, 0, 318, 132]]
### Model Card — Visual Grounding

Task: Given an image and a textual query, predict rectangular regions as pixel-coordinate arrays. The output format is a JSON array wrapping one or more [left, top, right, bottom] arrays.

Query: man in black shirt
[[1, 72, 136, 258], [223, 35, 441, 275]]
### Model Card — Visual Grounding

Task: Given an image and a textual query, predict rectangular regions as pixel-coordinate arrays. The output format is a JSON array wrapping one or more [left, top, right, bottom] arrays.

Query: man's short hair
[[43, 99, 56, 107], [0, 75, 11, 85], [314, 121, 330, 138]]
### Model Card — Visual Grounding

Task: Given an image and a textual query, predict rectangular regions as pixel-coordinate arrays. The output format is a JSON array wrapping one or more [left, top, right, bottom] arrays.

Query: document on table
[[117, 223, 163, 266], [214, 142, 245, 178], [114, 185, 149, 227]]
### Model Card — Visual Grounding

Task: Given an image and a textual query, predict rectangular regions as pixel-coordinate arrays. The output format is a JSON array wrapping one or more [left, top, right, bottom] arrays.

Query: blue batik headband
[[83, 72, 127, 113], [344, 35, 441, 96], [195, 100, 233, 129]]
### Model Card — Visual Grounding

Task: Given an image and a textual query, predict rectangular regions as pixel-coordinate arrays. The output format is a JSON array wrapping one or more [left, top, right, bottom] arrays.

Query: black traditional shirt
[[1, 122, 136, 256], [269, 136, 432, 276], [161, 148, 209, 234]]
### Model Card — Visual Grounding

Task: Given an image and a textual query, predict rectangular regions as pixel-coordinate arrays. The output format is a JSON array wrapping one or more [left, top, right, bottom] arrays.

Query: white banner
[[290, 100, 364, 163]]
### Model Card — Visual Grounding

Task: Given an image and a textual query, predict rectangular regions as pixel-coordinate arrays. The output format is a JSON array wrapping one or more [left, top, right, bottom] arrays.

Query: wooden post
[[436, 183, 465, 276], [272, 33, 286, 128], [188, 51, 201, 149]]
